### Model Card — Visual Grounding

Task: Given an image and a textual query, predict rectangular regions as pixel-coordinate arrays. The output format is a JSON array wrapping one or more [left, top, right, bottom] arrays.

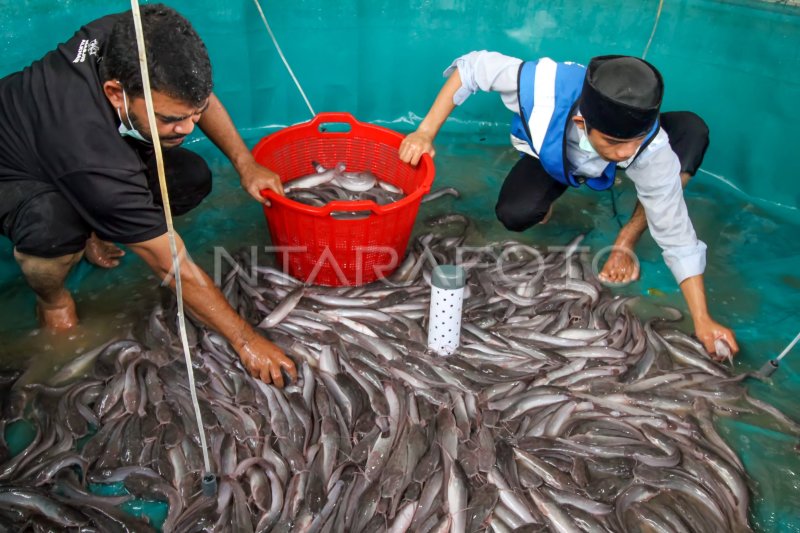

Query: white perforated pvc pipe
[[427, 265, 466, 356]]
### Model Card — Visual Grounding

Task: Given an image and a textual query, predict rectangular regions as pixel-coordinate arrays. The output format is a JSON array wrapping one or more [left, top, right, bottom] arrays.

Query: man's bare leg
[[599, 171, 692, 283], [14, 249, 83, 330]]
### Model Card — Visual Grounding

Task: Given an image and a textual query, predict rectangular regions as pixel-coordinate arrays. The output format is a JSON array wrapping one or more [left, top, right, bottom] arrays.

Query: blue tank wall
[[0, 0, 797, 214]]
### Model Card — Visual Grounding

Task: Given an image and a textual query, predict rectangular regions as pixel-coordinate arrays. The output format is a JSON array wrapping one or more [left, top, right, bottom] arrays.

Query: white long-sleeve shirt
[[445, 51, 707, 284]]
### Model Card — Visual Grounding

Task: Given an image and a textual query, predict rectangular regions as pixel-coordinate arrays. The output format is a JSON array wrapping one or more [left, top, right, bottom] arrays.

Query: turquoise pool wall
[[0, 0, 797, 214]]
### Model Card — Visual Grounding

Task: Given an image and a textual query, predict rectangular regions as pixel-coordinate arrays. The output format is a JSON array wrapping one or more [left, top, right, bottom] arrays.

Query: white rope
[[776, 331, 800, 363], [251, 0, 316, 118], [129, 0, 212, 476], [642, 0, 665, 60]]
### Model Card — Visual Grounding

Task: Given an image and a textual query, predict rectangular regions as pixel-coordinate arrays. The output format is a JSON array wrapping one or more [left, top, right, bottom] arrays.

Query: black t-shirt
[[0, 13, 167, 244]]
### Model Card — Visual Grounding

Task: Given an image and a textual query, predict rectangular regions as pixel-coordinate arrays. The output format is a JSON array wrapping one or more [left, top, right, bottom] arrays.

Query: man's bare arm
[[197, 93, 284, 202], [680, 274, 739, 359], [128, 232, 297, 387]]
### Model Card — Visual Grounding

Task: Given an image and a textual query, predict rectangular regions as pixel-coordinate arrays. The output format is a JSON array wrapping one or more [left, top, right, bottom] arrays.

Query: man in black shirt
[[0, 4, 296, 387]]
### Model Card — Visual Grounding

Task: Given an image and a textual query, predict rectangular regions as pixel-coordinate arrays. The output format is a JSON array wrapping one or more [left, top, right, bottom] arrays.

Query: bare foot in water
[[36, 291, 78, 330], [85, 233, 125, 268], [599, 234, 641, 284]]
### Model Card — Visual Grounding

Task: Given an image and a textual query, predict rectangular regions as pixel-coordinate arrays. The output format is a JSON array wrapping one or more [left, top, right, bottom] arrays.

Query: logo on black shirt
[[73, 39, 100, 63]]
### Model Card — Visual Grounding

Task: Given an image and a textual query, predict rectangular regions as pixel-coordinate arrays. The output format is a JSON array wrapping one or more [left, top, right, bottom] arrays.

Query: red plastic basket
[[252, 112, 435, 286]]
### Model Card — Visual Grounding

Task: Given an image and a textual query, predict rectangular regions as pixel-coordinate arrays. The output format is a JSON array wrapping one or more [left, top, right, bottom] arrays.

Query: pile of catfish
[[0, 214, 796, 532]]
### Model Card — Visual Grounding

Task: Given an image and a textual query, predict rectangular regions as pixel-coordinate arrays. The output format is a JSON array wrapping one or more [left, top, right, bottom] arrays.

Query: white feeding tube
[[427, 265, 466, 356], [776, 331, 800, 363], [252, 0, 316, 118]]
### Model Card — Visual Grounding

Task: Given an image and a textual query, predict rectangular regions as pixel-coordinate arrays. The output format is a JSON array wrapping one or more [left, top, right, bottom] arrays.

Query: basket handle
[[308, 112, 359, 128], [321, 199, 389, 217], [307, 112, 365, 135]]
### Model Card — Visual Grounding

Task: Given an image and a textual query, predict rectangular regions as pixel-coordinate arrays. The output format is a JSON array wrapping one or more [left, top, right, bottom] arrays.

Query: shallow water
[[0, 131, 798, 529]]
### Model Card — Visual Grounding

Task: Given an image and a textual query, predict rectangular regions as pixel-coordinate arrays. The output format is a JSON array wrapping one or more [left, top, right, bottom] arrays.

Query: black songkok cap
[[579, 55, 664, 139]]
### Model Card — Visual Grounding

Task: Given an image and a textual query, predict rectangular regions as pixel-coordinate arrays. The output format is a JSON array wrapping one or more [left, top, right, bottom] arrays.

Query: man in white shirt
[[400, 51, 737, 359]]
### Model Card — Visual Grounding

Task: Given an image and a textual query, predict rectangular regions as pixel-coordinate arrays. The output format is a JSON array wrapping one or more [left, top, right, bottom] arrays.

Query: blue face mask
[[578, 123, 597, 154], [117, 88, 150, 144]]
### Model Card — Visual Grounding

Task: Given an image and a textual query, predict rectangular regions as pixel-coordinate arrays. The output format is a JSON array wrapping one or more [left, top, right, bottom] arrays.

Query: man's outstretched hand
[[694, 316, 739, 362], [598, 245, 640, 284], [234, 333, 297, 388], [238, 159, 284, 205], [399, 130, 436, 166]]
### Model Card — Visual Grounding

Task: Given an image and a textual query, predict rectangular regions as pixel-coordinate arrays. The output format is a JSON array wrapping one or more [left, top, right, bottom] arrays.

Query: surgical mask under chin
[[579, 125, 597, 154], [117, 89, 150, 144]]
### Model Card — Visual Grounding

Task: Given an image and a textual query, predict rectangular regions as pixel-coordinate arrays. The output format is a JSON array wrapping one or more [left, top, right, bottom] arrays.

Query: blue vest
[[510, 59, 657, 191]]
